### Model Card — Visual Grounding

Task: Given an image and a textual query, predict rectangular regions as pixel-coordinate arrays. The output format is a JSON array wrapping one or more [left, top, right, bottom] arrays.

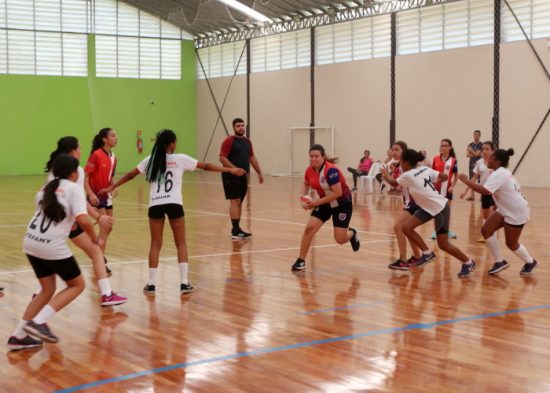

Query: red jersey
[[304, 161, 351, 207], [85, 148, 117, 193], [432, 155, 457, 196]]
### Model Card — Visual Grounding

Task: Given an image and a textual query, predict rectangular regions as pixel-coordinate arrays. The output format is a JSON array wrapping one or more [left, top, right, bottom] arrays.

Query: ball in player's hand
[[300, 195, 312, 208]]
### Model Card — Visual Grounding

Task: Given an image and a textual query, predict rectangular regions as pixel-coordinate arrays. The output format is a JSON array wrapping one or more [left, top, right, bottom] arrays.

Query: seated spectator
[[347, 150, 373, 191]]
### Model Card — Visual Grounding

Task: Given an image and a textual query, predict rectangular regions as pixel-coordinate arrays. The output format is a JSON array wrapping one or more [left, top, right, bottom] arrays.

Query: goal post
[[272, 126, 335, 177]]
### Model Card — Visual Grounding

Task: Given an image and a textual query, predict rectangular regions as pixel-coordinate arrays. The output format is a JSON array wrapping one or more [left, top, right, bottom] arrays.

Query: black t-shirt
[[220, 135, 254, 172]]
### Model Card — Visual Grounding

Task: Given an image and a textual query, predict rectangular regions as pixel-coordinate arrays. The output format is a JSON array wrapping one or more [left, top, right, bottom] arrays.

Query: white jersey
[[137, 153, 198, 207], [47, 166, 85, 189], [484, 167, 529, 225], [397, 166, 413, 208], [473, 159, 492, 186], [23, 179, 88, 260], [396, 166, 447, 216]]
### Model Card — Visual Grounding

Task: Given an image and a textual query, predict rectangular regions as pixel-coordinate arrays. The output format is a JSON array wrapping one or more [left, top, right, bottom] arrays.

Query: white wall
[[196, 38, 549, 187]]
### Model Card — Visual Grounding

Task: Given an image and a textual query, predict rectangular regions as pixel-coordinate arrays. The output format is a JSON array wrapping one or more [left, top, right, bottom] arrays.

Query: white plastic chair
[[358, 162, 381, 193]]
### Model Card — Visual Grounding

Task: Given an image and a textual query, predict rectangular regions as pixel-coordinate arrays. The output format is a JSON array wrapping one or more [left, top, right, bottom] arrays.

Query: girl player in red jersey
[[387, 141, 423, 270], [42, 137, 127, 306], [103, 130, 245, 295], [292, 144, 360, 271], [7, 155, 101, 350], [382, 149, 476, 278], [85, 128, 118, 274], [458, 148, 538, 276], [431, 138, 459, 239]]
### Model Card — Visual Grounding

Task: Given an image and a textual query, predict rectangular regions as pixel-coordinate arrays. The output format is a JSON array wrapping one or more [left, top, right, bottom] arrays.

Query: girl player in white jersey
[[460, 141, 496, 242], [42, 137, 127, 307], [387, 141, 422, 270], [382, 149, 476, 278], [103, 129, 245, 295], [431, 138, 459, 239], [7, 155, 101, 351], [458, 148, 538, 276]]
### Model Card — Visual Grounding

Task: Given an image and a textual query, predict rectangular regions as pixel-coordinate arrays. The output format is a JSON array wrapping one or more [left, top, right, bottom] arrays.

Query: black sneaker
[[291, 258, 305, 271], [406, 256, 419, 265], [520, 259, 538, 276], [458, 261, 476, 278], [231, 230, 252, 240], [180, 283, 194, 294], [7, 335, 43, 351], [411, 251, 436, 268], [349, 227, 360, 252], [24, 321, 59, 343], [388, 259, 409, 271], [143, 284, 156, 294], [104, 257, 112, 276], [488, 260, 510, 275]]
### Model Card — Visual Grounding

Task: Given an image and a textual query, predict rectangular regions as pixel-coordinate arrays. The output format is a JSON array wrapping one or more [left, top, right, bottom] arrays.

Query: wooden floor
[[1, 172, 550, 393]]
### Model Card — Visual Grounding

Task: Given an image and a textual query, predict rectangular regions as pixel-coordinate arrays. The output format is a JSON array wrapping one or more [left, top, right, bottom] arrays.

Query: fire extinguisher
[[137, 130, 143, 154]]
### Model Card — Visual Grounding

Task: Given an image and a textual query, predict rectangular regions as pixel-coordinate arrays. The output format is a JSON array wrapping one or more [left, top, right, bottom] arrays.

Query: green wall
[[0, 37, 196, 175]]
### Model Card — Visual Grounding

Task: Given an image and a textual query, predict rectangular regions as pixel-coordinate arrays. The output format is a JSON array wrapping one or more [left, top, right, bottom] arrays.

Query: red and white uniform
[[304, 161, 352, 208], [484, 167, 529, 225], [85, 148, 117, 193], [432, 155, 457, 196]]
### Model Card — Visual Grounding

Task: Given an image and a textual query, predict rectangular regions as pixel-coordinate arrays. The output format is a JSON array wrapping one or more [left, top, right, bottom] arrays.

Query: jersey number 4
[[424, 178, 436, 191], [156, 171, 174, 194]]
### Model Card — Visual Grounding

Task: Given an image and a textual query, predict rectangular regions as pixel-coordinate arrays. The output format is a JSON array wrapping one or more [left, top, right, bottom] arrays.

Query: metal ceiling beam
[[195, 0, 464, 48]]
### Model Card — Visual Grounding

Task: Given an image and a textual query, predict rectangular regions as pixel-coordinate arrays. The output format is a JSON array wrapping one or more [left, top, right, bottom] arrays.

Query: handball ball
[[300, 195, 312, 208]]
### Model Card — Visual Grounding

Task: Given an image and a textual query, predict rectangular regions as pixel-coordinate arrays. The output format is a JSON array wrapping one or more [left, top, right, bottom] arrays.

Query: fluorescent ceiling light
[[217, 0, 271, 22]]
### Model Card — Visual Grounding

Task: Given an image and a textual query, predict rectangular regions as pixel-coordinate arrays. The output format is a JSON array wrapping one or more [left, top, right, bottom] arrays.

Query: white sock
[[513, 244, 534, 264], [423, 250, 432, 256], [98, 278, 112, 297], [179, 262, 188, 285], [148, 268, 158, 286], [485, 234, 503, 262], [33, 305, 56, 325], [12, 320, 28, 339], [464, 259, 473, 265]]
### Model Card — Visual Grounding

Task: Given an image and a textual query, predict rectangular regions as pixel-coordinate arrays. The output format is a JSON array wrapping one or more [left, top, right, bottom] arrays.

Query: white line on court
[[0, 239, 393, 276]]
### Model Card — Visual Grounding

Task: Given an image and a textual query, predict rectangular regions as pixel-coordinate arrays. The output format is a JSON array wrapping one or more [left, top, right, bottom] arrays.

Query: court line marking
[[54, 304, 550, 393], [0, 239, 393, 276]]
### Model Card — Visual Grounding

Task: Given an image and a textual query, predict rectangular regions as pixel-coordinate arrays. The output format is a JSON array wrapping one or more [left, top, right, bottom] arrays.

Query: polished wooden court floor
[[1, 172, 549, 393]]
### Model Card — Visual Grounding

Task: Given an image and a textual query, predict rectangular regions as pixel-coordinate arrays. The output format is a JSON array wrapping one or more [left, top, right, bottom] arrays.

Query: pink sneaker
[[101, 292, 128, 306]]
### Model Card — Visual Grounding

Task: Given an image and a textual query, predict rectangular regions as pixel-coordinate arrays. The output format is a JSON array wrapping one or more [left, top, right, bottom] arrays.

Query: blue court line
[[300, 300, 387, 315], [55, 304, 550, 393]]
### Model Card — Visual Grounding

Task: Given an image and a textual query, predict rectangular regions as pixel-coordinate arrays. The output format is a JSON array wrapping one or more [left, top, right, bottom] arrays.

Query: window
[[196, 41, 247, 79], [251, 29, 310, 73]]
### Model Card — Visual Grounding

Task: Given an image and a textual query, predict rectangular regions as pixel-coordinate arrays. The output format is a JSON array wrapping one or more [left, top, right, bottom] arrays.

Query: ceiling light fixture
[[217, 0, 271, 22]]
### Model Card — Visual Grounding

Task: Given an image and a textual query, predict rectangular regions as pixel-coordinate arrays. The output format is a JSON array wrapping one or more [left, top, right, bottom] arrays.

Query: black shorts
[[222, 173, 248, 201], [311, 202, 353, 228], [148, 204, 184, 219], [414, 203, 450, 235], [445, 192, 453, 201], [481, 194, 495, 209], [403, 202, 420, 215], [27, 254, 81, 281], [69, 222, 84, 239]]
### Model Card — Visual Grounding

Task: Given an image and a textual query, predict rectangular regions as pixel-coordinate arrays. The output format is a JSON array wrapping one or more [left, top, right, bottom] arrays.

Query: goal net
[[272, 126, 335, 177]]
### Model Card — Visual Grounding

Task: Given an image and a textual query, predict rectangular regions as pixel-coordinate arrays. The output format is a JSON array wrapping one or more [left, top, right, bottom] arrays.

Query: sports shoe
[[7, 335, 43, 351], [101, 292, 128, 306], [411, 251, 436, 268], [488, 260, 510, 275], [406, 256, 419, 265], [231, 230, 252, 240], [24, 321, 58, 343], [180, 283, 194, 294], [388, 259, 409, 271], [291, 258, 305, 271], [430, 231, 437, 240], [458, 261, 476, 278], [477, 236, 485, 243], [448, 230, 457, 239], [143, 284, 156, 294], [349, 228, 360, 252], [520, 259, 538, 276]]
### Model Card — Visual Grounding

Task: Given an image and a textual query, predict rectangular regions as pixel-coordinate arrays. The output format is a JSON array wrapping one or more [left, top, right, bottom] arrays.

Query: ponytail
[[309, 144, 338, 164], [41, 154, 79, 223], [145, 129, 177, 184], [45, 136, 79, 173], [91, 128, 112, 154], [492, 148, 515, 168]]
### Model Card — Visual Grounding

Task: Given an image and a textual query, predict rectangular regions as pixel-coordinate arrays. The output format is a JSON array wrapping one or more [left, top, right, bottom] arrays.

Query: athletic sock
[[98, 278, 112, 297], [485, 234, 504, 262], [231, 219, 240, 232], [464, 259, 473, 265], [33, 305, 56, 324], [513, 244, 534, 264], [148, 268, 158, 286], [179, 262, 189, 285], [422, 250, 433, 256], [12, 320, 28, 339]]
